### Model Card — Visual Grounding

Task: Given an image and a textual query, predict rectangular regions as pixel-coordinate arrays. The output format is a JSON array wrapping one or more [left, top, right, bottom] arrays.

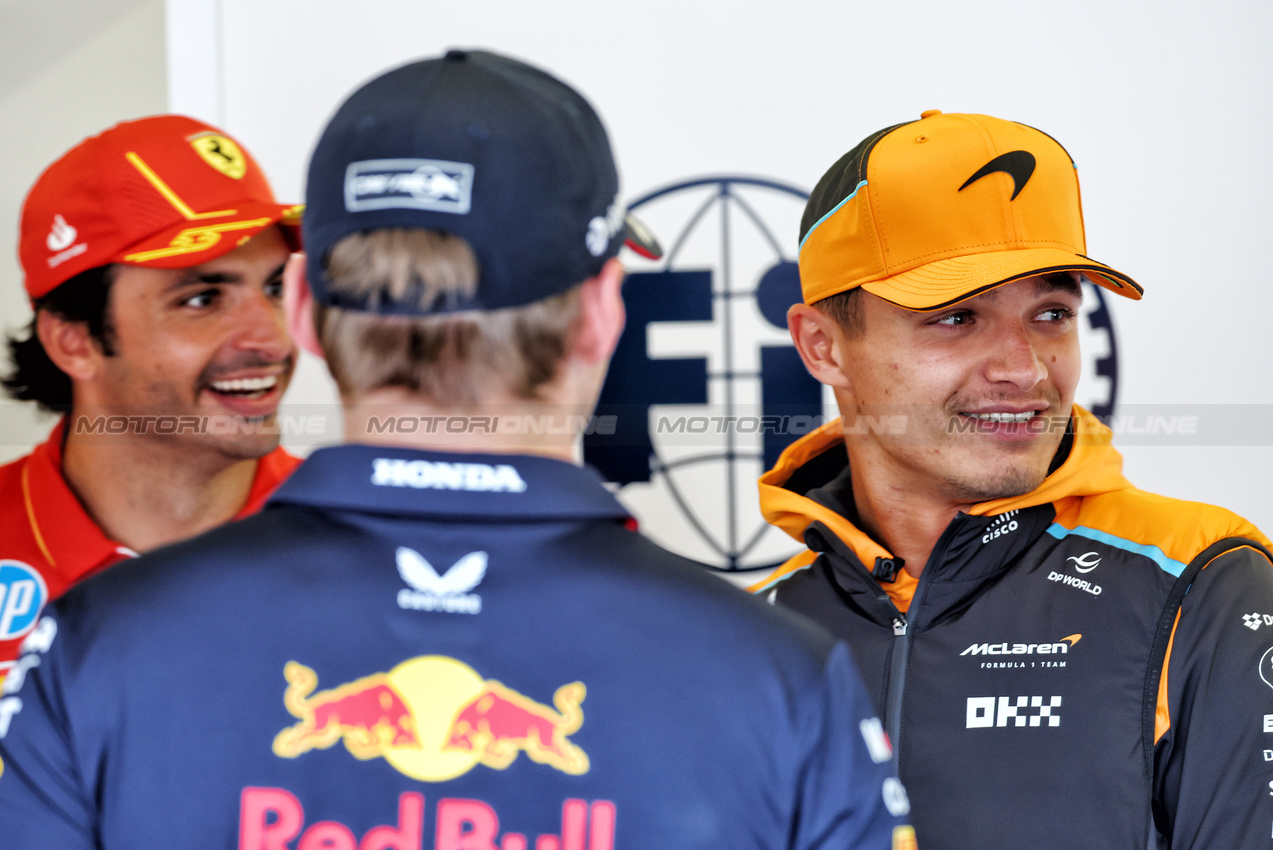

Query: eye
[[1036, 306, 1076, 323], [264, 277, 284, 299], [180, 288, 220, 309], [932, 311, 973, 326]]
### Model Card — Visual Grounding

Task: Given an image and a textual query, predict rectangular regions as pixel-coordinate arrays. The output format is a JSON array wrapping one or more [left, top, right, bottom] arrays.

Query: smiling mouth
[[208, 376, 279, 399], [960, 411, 1039, 423]]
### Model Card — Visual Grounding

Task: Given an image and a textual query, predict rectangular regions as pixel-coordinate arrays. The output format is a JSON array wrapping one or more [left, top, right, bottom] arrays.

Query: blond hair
[[314, 228, 582, 405]]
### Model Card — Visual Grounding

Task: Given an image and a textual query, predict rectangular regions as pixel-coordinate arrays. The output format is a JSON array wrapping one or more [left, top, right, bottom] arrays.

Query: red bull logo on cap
[[273, 656, 588, 781]]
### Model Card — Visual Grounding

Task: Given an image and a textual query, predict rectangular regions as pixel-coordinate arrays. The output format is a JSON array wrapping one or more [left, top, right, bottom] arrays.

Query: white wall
[[0, 0, 168, 453]]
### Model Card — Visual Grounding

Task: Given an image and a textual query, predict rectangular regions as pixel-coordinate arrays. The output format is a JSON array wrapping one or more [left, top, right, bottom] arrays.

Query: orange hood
[[753, 406, 1135, 601]]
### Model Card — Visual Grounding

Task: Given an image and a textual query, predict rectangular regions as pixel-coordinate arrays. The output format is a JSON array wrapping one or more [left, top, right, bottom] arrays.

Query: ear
[[35, 310, 101, 382], [787, 303, 853, 390], [571, 257, 626, 364], [283, 253, 325, 361]]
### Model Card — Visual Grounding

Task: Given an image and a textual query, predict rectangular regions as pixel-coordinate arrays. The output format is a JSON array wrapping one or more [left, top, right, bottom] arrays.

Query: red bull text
[[239, 789, 616, 850]]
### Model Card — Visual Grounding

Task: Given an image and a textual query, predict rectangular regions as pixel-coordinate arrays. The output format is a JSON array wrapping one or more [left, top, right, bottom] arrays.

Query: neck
[[343, 389, 593, 463], [61, 431, 260, 553], [846, 450, 972, 579]]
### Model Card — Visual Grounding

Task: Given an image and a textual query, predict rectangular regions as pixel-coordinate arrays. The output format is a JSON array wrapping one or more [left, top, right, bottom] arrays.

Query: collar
[[238, 444, 303, 516], [268, 444, 632, 524], [22, 419, 134, 581], [762, 406, 1130, 545], [803, 503, 1056, 623], [757, 406, 1133, 611], [966, 408, 1131, 516], [23, 419, 299, 583]]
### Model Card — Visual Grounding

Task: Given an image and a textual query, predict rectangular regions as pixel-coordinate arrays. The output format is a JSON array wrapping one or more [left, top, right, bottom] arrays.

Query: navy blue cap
[[303, 49, 661, 315]]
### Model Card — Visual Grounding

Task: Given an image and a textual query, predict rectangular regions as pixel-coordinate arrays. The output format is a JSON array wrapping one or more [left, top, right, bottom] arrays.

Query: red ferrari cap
[[19, 114, 302, 300]]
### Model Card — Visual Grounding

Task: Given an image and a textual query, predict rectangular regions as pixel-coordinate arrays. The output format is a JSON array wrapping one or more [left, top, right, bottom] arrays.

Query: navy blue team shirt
[[0, 445, 910, 848]]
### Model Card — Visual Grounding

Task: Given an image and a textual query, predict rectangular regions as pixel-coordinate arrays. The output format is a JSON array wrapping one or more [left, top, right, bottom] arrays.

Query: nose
[[232, 287, 293, 362], [983, 321, 1047, 390]]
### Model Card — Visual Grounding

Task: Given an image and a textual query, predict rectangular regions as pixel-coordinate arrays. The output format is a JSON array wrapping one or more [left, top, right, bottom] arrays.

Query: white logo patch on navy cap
[[345, 159, 475, 213], [585, 198, 626, 257]]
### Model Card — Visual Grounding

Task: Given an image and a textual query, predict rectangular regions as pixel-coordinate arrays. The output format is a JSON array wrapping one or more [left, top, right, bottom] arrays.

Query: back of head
[[314, 228, 582, 405], [301, 49, 658, 404]]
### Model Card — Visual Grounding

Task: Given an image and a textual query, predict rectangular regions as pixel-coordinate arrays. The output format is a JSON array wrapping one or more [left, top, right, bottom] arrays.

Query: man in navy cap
[[0, 50, 912, 850]]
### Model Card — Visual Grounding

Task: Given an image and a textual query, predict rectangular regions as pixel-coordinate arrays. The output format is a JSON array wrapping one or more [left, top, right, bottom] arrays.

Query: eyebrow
[[1033, 272, 1083, 299], [165, 262, 286, 293]]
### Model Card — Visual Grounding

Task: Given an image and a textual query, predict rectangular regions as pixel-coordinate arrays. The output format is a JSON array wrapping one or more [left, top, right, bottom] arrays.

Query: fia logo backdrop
[[585, 177, 1119, 577]]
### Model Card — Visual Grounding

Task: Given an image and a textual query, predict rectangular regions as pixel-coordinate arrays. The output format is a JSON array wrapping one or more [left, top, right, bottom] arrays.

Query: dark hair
[[813, 286, 863, 337], [2, 265, 116, 413]]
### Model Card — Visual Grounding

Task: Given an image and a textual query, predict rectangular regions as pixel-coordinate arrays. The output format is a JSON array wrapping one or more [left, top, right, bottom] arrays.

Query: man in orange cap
[[755, 110, 1273, 848], [0, 116, 303, 682]]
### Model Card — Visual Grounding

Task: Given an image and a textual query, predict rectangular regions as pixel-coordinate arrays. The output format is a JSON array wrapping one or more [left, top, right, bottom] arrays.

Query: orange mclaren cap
[[797, 110, 1143, 310], [19, 114, 303, 300]]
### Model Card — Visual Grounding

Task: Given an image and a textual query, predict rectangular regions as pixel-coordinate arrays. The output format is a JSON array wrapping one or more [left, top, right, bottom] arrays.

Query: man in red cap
[[0, 115, 303, 682], [755, 111, 1273, 848]]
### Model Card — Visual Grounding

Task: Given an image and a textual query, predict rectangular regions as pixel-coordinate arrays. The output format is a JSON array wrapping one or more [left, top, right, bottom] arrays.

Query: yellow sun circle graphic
[[382, 655, 486, 782]]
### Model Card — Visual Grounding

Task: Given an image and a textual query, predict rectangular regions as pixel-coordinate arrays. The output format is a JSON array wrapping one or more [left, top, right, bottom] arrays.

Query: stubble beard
[[938, 461, 1050, 504], [936, 393, 1067, 504]]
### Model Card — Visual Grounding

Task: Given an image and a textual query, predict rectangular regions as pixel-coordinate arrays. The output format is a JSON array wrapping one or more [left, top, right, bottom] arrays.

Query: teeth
[[967, 411, 1035, 423], [211, 376, 277, 393]]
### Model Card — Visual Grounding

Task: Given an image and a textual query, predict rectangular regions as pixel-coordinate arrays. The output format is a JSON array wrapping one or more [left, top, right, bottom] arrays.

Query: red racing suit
[[0, 419, 300, 682], [754, 406, 1273, 849]]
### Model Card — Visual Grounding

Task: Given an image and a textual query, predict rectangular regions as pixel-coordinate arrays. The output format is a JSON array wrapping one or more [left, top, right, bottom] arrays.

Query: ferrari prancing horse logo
[[189, 133, 247, 179]]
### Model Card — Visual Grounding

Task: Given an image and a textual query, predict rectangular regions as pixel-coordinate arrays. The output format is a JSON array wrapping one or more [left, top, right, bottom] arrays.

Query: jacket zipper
[[880, 520, 960, 768], [885, 608, 910, 771]]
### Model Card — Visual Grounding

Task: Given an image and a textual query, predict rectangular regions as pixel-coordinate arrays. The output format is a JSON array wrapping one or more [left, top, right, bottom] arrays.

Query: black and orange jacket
[[754, 406, 1273, 850]]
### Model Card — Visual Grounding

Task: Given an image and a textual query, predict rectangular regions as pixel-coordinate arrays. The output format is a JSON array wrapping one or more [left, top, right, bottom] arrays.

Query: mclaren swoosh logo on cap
[[959, 150, 1037, 200]]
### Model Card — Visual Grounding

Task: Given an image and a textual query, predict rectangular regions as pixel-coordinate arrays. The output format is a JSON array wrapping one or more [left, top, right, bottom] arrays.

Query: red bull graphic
[[272, 656, 588, 782], [445, 681, 588, 775], [274, 662, 419, 759], [239, 789, 616, 850]]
